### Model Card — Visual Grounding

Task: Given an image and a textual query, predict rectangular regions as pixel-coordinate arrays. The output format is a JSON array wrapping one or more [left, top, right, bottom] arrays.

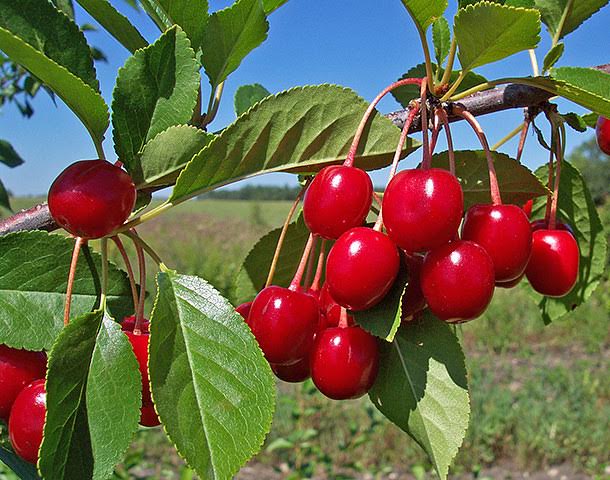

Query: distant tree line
[[201, 184, 302, 201]]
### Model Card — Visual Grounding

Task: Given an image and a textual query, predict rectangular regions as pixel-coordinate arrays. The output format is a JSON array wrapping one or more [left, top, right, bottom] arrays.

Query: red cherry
[[271, 357, 311, 383], [325, 227, 400, 311], [382, 168, 464, 253], [462, 204, 532, 282], [401, 254, 426, 322], [235, 301, 253, 324], [522, 199, 533, 218], [525, 229, 579, 297], [303, 165, 373, 239], [310, 326, 379, 400], [0, 346, 46, 421], [122, 318, 152, 404], [248, 286, 319, 365], [318, 283, 354, 329], [496, 272, 524, 289], [531, 219, 574, 235], [139, 402, 161, 427], [596, 116, 610, 155], [48, 159, 136, 239], [421, 240, 495, 322], [8, 379, 46, 464]]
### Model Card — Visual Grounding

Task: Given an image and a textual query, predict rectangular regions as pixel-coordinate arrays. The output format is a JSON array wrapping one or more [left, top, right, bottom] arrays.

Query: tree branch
[[2, 64, 609, 236]]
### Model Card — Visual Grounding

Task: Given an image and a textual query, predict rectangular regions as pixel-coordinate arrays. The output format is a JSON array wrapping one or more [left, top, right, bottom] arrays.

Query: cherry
[[531, 219, 574, 235], [122, 318, 153, 404], [522, 199, 533, 218], [271, 357, 310, 383], [318, 283, 355, 329], [382, 168, 464, 253], [310, 326, 379, 400], [496, 272, 524, 289], [421, 240, 495, 322], [139, 402, 161, 427], [0, 346, 46, 421], [462, 204, 532, 282], [325, 227, 400, 311], [401, 254, 426, 322], [525, 229, 579, 297], [235, 301, 253, 324], [48, 159, 137, 239], [303, 165, 373, 240], [248, 286, 319, 365], [8, 379, 46, 464], [596, 116, 610, 155]]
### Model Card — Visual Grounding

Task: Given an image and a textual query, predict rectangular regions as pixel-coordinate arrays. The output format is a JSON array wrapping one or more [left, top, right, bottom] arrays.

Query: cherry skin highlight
[[462, 204, 532, 282], [421, 240, 495, 322], [310, 326, 379, 400], [48, 159, 137, 239], [8, 379, 46, 464], [382, 168, 464, 253], [325, 227, 400, 311], [525, 229, 580, 297], [271, 357, 311, 383], [401, 254, 426, 322], [303, 165, 373, 240], [0, 346, 46, 421], [596, 116, 610, 155], [248, 286, 319, 366]]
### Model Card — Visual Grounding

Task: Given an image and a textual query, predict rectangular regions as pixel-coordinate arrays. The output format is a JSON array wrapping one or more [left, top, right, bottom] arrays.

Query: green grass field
[[1, 198, 608, 479]]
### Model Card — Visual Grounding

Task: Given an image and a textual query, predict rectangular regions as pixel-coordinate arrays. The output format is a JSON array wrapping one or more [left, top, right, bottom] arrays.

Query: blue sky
[[1, 0, 609, 195]]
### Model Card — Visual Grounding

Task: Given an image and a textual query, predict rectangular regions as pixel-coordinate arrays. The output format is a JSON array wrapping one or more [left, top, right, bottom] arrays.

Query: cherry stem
[[429, 108, 442, 155], [112, 236, 139, 315], [309, 239, 327, 292], [453, 106, 502, 205], [437, 108, 456, 176], [516, 118, 531, 164], [265, 183, 308, 288], [344, 77, 422, 168], [303, 235, 319, 289], [372, 191, 383, 207], [63, 237, 85, 326], [420, 78, 431, 170], [124, 230, 164, 267], [131, 230, 147, 336], [289, 233, 315, 291], [544, 145, 555, 223], [100, 238, 109, 310], [338, 307, 349, 329], [549, 121, 564, 230]]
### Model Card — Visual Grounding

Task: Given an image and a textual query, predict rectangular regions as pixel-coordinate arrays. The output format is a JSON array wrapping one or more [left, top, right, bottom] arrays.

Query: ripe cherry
[[310, 326, 379, 400], [0, 346, 46, 421], [596, 116, 610, 155], [401, 254, 426, 322], [462, 204, 532, 282], [421, 240, 495, 322], [531, 219, 574, 235], [235, 301, 253, 325], [525, 229, 579, 297], [48, 159, 137, 239], [496, 272, 524, 289], [271, 357, 311, 383], [522, 199, 533, 218], [382, 168, 463, 253], [8, 379, 46, 464], [318, 283, 355, 329], [139, 402, 161, 427], [248, 286, 319, 365], [303, 165, 373, 240], [325, 227, 399, 311]]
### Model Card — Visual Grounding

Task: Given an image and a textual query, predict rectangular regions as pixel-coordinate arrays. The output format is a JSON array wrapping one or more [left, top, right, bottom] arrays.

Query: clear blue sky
[[1, 0, 609, 195]]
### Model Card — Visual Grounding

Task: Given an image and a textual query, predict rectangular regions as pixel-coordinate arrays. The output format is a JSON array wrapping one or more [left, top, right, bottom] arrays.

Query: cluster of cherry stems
[[1, 82, 609, 466]]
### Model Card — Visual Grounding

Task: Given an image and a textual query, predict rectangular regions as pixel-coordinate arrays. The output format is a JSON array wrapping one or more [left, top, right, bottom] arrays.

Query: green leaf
[[138, 125, 215, 188], [201, 0, 269, 88], [52, 0, 76, 18], [0, 178, 11, 212], [0, 28, 109, 149], [150, 271, 275, 480], [392, 63, 486, 108], [75, 0, 148, 53], [533, 0, 609, 40], [112, 26, 200, 181], [232, 215, 310, 305], [432, 17, 451, 66], [170, 85, 419, 204], [454, 2, 541, 70], [234, 83, 271, 116], [155, 0, 209, 53], [400, 0, 448, 30], [354, 264, 408, 342], [561, 112, 587, 132], [39, 310, 141, 480], [0, 139, 24, 167], [369, 312, 470, 480], [0, 0, 98, 89], [581, 112, 599, 129], [431, 150, 548, 208], [0, 445, 41, 480], [542, 42, 564, 72], [0, 231, 133, 351], [525, 161, 607, 323], [262, 0, 288, 13]]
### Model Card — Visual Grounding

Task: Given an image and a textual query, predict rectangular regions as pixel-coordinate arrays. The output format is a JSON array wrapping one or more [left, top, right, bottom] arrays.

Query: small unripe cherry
[[248, 286, 319, 365], [8, 379, 46, 464], [596, 116, 610, 155], [0, 346, 47, 421], [311, 326, 379, 400], [48, 159, 136, 239], [303, 165, 373, 240], [525, 229, 579, 297], [271, 357, 311, 383], [325, 227, 400, 311], [461, 204, 532, 282], [382, 168, 464, 253], [421, 240, 495, 322]]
